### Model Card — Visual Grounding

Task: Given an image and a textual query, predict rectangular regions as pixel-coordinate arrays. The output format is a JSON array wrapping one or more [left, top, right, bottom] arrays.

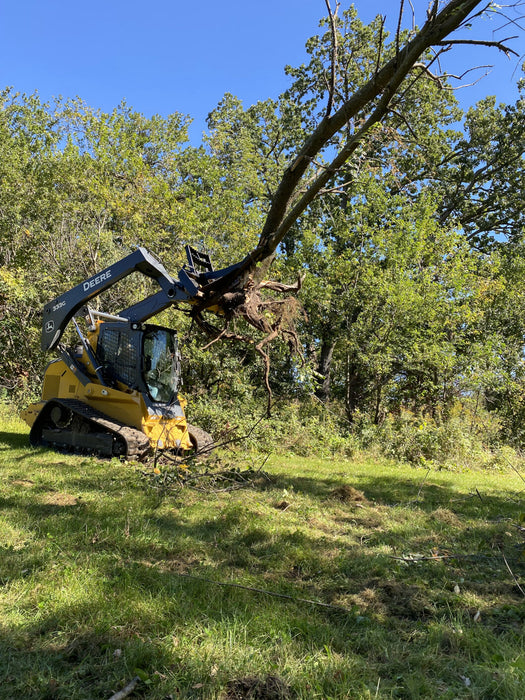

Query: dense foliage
[[1, 4, 525, 456]]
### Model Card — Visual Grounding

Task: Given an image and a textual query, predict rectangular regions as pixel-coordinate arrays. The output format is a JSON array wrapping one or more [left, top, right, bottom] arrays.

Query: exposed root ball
[[194, 276, 305, 415]]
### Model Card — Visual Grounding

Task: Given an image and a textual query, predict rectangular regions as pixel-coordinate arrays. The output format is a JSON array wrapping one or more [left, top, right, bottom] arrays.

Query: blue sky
[[0, 0, 523, 143]]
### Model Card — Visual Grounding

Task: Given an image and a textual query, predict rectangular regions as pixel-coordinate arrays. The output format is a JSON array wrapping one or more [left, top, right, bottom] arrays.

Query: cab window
[[143, 329, 179, 403]]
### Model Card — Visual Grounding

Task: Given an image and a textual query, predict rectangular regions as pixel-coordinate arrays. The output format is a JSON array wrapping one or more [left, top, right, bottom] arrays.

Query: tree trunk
[[315, 339, 336, 402], [345, 356, 369, 423], [195, 0, 499, 313]]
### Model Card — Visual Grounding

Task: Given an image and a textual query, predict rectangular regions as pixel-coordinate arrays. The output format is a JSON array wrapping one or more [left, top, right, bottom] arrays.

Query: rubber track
[[33, 398, 151, 460], [186, 423, 214, 454]]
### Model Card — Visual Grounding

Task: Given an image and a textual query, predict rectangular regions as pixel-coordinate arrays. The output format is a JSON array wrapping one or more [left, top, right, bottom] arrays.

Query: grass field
[[1, 411, 524, 699]]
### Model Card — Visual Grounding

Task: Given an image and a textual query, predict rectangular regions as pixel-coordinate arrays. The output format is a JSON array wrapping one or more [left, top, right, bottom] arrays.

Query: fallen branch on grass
[[149, 412, 269, 471], [144, 414, 275, 492], [501, 550, 525, 597], [170, 571, 352, 614], [187, 463, 272, 493], [143, 459, 272, 495], [389, 552, 523, 564], [107, 676, 140, 700]]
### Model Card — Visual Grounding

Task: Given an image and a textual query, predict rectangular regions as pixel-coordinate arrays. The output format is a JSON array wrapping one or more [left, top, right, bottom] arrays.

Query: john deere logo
[[45, 321, 55, 333]]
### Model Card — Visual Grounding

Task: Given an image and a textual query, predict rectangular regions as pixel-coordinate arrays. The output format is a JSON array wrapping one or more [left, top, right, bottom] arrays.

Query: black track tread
[[186, 423, 214, 454], [32, 398, 151, 460]]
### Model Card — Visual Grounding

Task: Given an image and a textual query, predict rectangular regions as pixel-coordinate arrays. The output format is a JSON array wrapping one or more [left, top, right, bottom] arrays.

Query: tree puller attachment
[[21, 246, 245, 459]]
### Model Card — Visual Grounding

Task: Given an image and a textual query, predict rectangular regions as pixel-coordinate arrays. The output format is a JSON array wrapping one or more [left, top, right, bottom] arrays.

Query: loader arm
[[41, 245, 245, 352]]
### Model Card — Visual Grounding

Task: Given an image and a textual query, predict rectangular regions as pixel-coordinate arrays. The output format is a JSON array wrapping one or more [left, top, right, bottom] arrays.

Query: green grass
[[1, 411, 524, 699]]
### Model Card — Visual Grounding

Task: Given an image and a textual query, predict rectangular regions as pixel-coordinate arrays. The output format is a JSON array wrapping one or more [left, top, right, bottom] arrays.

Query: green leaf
[[133, 668, 149, 682]]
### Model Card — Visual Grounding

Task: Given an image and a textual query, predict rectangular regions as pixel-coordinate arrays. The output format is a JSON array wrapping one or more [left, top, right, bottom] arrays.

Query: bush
[[187, 396, 359, 458], [363, 407, 516, 470], [187, 395, 525, 469]]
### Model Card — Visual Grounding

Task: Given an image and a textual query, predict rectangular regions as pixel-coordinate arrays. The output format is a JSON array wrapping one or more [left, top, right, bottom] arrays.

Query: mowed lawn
[[1, 413, 524, 699]]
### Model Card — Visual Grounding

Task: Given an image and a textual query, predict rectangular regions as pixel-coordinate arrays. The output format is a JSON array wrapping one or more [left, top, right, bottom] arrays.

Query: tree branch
[[324, 0, 340, 118], [436, 37, 519, 56], [253, 0, 485, 269]]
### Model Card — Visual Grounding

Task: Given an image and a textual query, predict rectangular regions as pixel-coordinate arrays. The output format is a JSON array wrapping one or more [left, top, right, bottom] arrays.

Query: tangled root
[[193, 276, 305, 416]]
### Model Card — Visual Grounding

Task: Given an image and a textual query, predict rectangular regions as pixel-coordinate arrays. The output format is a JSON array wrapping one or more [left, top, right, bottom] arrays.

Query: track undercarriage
[[29, 399, 151, 459], [29, 399, 214, 461]]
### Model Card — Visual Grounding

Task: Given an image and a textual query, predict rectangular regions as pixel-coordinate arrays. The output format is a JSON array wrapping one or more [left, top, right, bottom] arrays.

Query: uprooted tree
[[186, 0, 521, 408]]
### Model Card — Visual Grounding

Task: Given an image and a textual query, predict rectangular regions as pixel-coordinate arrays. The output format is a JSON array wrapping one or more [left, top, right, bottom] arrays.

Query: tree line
[[1, 3, 525, 449]]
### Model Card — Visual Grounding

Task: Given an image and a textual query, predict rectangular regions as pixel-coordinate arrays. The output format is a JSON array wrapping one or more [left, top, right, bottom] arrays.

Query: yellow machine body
[[21, 358, 194, 451], [21, 246, 225, 457]]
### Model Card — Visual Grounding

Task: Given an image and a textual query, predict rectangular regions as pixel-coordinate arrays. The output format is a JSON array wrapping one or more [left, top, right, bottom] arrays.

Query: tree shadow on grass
[[2, 525, 523, 699], [272, 469, 522, 515], [0, 629, 128, 700], [0, 552, 370, 699], [0, 430, 31, 450], [2, 463, 523, 575]]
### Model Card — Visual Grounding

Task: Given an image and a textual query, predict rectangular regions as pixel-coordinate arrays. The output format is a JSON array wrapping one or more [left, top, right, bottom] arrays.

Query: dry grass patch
[[41, 492, 80, 506]]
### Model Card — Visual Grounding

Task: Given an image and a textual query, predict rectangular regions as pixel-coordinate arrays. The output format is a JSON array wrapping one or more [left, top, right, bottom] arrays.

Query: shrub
[[366, 407, 516, 470], [187, 396, 358, 458]]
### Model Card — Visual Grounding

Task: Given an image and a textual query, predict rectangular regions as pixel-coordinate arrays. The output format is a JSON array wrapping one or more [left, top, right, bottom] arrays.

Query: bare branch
[[427, 0, 440, 22], [257, 276, 304, 293], [436, 36, 519, 56], [396, 0, 405, 56], [389, 108, 419, 139], [442, 65, 498, 91], [108, 677, 141, 700], [411, 61, 445, 87], [250, 0, 487, 270], [200, 326, 231, 351], [407, 0, 417, 31], [458, 0, 493, 23], [488, 4, 525, 34], [501, 550, 525, 597], [375, 15, 386, 76], [324, 0, 340, 118]]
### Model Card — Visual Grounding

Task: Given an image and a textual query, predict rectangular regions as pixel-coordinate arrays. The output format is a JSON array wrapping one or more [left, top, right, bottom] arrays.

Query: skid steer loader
[[21, 246, 243, 460]]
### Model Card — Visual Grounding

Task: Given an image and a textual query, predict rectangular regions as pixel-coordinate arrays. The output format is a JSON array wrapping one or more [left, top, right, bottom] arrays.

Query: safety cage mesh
[[99, 329, 137, 387]]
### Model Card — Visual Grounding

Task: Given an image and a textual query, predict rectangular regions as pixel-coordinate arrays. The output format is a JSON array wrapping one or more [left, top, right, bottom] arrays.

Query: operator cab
[[96, 322, 181, 405]]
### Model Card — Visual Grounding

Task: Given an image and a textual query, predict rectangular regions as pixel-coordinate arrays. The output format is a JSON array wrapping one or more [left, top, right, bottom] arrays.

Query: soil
[[329, 485, 369, 503], [223, 675, 294, 699]]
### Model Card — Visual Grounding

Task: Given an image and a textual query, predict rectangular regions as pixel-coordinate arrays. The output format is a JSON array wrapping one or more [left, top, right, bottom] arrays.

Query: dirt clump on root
[[223, 674, 294, 699]]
